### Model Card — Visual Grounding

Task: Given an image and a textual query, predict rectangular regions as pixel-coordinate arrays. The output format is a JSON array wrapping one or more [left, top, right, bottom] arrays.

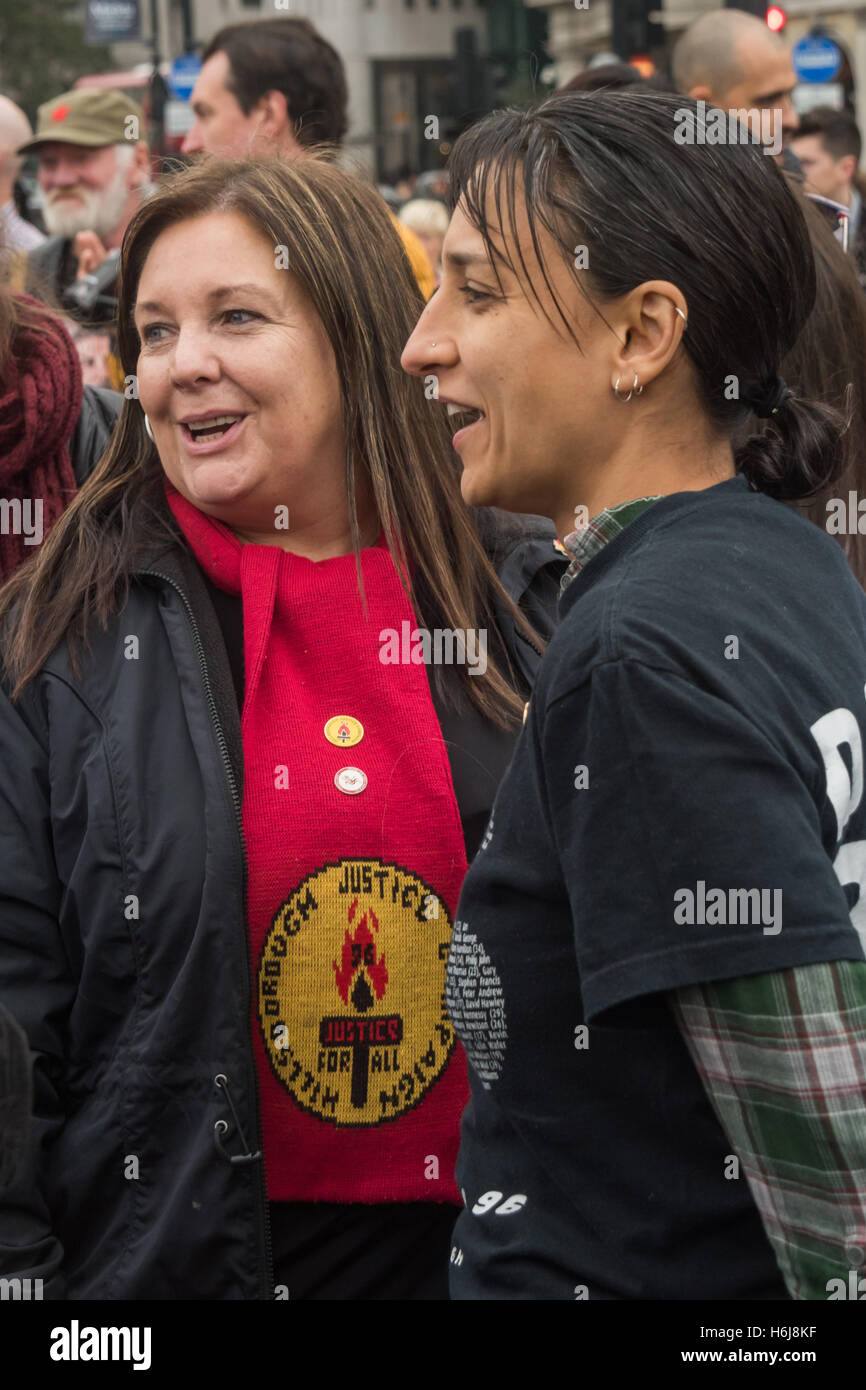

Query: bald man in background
[[672, 8, 800, 165], [0, 97, 45, 252]]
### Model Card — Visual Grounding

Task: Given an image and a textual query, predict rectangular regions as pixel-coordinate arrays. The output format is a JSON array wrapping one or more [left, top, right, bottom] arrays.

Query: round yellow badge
[[324, 715, 364, 748], [258, 859, 455, 1127]]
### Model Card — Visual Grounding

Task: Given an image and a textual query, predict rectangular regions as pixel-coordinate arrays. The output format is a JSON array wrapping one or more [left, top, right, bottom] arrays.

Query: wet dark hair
[[559, 63, 647, 95], [448, 90, 844, 502], [559, 63, 670, 96]]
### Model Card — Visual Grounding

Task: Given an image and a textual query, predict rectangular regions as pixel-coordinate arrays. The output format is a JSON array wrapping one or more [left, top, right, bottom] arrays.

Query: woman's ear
[[608, 281, 687, 394]]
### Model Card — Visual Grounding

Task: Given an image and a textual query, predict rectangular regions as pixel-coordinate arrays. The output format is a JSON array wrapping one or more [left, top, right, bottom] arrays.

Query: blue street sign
[[169, 55, 202, 102], [792, 35, 842, 85]]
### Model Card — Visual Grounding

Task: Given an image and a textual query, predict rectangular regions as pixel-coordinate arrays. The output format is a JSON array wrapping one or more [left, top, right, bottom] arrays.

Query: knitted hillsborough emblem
[[258, 859, 455, 1127]]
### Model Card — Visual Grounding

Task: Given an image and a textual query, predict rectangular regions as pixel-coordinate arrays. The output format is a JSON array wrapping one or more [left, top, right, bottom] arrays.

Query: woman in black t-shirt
[[401, 91, 866, 1301]]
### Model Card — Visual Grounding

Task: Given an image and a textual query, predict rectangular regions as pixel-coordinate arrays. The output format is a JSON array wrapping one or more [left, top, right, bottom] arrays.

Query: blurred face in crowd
[[789, 134, 855, 205], [701, 34, 799, 154], [74, 329, 113, 388], [134, 210, 349, 544], [416, 231, 445, 274], [38, 140, 148, 241], [182, 51, 303, 160]]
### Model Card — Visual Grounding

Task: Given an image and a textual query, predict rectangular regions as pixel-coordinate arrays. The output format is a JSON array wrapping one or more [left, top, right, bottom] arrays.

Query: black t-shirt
[[446, 476, 866, 1300]]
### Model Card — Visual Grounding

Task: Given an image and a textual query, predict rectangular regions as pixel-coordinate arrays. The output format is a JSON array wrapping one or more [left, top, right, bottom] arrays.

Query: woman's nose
[[401, 305, 450, 379], [169, 325, 221, 385]]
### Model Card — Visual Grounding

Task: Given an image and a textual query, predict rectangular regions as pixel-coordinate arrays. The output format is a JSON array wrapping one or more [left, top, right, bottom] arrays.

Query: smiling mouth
[[445, 402, 486, 429], [181, 413, 246, 443]]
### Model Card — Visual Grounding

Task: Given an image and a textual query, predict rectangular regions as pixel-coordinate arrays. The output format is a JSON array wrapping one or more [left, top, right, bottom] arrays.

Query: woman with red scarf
[[0, 157, 563, 1300]]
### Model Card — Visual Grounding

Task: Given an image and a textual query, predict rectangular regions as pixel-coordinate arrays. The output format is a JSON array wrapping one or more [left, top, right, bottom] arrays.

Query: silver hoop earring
[[143, 413, 154, 442], [613, 373, 641, 402], [675, 307, 687, 327]]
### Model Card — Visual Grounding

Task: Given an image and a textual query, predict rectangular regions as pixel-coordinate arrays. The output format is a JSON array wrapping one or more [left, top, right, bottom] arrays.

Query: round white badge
[[335, 766, 368, 795]]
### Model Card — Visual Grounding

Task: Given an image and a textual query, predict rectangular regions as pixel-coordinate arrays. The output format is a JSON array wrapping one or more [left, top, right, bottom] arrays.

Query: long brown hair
[[0, 156, 541, 724]]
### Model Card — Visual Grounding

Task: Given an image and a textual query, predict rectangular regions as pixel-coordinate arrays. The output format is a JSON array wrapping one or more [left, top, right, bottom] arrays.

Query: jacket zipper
[[145, 569, 274, 1301]]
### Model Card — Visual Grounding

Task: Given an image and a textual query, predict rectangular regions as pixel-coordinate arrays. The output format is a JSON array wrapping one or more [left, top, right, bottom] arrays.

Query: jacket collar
[[134, 485, 245, 798]]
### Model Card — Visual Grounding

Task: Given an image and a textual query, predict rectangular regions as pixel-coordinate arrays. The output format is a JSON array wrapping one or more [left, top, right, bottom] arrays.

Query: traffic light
[[611, 0, 664, 62]]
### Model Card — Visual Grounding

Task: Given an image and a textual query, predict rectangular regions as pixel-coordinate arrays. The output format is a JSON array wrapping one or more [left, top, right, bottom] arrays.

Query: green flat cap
[[18, 88, 145, 154]]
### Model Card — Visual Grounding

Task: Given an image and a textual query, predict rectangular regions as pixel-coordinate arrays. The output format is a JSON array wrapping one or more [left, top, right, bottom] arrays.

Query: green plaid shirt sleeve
[[671, 961, 866, 1300]]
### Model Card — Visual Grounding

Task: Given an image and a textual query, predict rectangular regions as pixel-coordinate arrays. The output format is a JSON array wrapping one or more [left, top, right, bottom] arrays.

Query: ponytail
[[735, 385, 847, 502]]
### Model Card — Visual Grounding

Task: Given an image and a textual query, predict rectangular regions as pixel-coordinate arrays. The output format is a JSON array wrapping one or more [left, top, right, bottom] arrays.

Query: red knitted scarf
[[0, 300, 82, 583], [166, 481, 470, 1204]]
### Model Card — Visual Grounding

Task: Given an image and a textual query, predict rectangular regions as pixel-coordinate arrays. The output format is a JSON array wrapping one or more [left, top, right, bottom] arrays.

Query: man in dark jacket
[[791, 106, 866, 288], [0, 489, 563, 1299]]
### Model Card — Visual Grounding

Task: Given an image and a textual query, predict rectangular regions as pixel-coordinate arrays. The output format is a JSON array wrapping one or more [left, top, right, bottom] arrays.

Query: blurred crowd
[[2, 8, 866, 1308]]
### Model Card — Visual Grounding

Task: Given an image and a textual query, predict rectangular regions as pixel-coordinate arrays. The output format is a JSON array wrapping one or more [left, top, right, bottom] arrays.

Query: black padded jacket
[[0, 492, 564, 1299]]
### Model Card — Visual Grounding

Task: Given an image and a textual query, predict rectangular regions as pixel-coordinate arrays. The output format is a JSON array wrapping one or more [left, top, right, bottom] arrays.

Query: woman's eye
[[139, 310, 260, 342], [459, 286, 492, 306], [141, 323, 170, 344]]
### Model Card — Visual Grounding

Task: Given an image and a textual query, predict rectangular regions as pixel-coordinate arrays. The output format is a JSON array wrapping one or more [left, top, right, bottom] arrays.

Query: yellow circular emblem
[[258, 859, 455, 1127], [324, 716, 364, 748]]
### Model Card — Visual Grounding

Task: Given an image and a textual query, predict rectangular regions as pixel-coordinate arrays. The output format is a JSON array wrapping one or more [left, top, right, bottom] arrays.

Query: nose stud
[[431, 341, 437, 347]]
